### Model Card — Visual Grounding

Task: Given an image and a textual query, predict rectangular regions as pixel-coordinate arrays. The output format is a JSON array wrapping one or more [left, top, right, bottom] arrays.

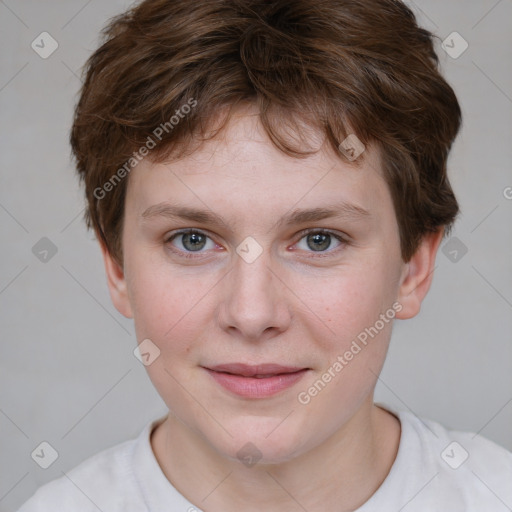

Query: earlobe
[[395, 228, 444, 320], [99, 241, 134, 319]]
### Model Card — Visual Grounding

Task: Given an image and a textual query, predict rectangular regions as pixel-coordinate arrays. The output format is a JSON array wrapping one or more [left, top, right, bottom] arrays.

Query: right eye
[[165, 229, 219, 258]]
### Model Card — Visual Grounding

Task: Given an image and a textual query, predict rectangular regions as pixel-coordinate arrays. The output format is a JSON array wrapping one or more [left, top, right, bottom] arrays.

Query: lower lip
[[204, 368, 309, 398]]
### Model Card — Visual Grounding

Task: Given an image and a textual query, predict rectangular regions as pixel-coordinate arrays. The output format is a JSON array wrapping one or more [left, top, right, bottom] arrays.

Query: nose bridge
[[233, 247, 273, 299], [218, 243, 290, 340]]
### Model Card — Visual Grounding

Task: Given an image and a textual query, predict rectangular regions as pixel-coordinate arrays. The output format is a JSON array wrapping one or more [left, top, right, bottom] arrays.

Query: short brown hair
[[70, 0, 462, 267]]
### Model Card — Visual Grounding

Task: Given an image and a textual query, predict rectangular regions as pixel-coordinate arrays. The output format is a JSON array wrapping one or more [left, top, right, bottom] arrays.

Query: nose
[[216, 246, 292, 342]]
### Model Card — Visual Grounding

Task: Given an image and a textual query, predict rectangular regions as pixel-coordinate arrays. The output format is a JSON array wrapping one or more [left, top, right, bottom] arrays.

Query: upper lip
[[205, 363, 307, 377]]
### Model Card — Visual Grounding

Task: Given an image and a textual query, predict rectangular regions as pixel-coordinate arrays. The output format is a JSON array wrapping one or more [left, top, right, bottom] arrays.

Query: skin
[[100, 104, 444, 512]]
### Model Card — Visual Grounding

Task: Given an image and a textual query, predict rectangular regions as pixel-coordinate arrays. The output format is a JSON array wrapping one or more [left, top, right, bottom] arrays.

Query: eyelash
[[164, 228, 349, 260]]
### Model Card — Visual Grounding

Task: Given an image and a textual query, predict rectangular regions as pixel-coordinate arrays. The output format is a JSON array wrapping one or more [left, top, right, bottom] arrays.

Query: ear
[[99, 241, 133, 319], [395, 227, 444, 320]]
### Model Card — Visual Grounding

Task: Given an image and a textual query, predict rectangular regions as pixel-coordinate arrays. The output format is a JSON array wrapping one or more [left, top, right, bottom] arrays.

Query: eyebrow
[[141, 201, 371, 230]]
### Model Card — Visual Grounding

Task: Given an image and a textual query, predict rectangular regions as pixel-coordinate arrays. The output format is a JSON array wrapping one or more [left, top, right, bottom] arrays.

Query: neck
[[151, 399, 400, 512]]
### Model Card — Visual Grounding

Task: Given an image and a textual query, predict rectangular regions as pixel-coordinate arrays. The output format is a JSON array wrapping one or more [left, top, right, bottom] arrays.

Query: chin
[[209, 416, 311, 466]]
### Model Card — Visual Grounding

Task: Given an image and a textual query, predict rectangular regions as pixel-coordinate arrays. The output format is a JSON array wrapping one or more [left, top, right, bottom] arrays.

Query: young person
[[18, 0, 512, 510]]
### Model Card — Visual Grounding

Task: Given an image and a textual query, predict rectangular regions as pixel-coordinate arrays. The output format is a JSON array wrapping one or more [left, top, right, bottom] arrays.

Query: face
[[102, 106, 441, 464]]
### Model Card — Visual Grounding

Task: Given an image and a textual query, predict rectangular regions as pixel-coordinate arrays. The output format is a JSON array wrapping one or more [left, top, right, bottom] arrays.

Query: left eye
[[294, 230, 346, 253]]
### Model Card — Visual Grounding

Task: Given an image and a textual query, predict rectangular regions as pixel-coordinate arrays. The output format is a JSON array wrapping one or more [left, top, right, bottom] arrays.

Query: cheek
[[127, 267, 207, 412], [128, 262, 203, 356], [303, 263, 394, 348], [294, 270, 396, 424]]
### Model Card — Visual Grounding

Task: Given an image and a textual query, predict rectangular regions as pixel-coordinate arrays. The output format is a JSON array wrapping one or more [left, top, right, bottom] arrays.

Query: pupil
[[183, 232, 205, 251], [308, 233, 330, 251]]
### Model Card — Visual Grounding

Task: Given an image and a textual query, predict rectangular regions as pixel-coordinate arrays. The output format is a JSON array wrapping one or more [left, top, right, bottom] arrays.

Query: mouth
[[202, 363, 310, 398]]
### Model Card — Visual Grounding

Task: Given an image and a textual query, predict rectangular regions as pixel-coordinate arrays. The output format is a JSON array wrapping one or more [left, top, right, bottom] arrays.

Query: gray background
[[1, 0, 511, 510]]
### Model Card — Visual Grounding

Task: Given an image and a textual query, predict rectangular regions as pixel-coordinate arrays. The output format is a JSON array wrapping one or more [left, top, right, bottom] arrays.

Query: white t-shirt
[[16, 403, 512, 511]]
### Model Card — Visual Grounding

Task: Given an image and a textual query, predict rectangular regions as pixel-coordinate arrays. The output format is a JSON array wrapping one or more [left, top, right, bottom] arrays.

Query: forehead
[[126, 108, 390, 225]]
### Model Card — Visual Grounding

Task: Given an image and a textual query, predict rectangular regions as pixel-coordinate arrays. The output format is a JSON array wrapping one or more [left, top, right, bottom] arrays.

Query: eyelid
[[164, 227, 217, 244], [294, 227, 350, 244]]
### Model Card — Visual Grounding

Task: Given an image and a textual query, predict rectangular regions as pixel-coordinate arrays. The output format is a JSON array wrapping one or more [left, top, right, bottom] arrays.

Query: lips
[[203, 363, 309, 398], [206, 363, 307, 378]]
